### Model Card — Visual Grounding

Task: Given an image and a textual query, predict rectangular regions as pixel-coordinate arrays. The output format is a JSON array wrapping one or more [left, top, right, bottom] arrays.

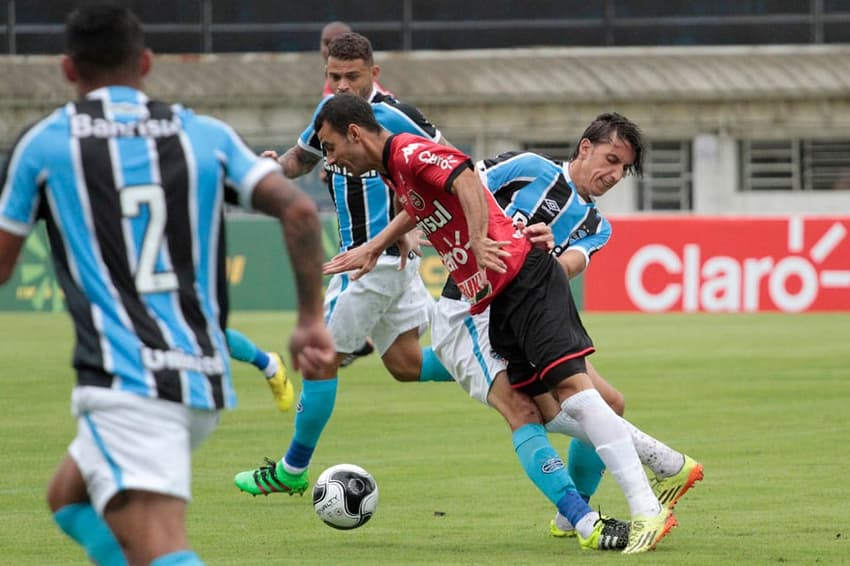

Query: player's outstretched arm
[[261, 146, 321, 179], [252, 171, 335, 378], [323, 210, 416, 280], [281, 146, 322, 179]]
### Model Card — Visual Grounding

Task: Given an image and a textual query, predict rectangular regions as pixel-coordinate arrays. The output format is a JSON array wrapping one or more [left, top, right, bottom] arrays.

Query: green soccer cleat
[[652, 454, 704, 511], [577, 515, 630, 551], [266, 353, 294, 412], [622, 508, 677, 554], [234, 458, 308, 496]]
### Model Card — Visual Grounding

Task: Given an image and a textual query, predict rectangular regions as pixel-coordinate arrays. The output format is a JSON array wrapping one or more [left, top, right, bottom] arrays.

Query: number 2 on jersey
[[119, 184, 179, 294]]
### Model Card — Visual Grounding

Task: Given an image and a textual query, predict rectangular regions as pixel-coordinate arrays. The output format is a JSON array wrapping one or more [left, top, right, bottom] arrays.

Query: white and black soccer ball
[[312, 463, 378, 530]]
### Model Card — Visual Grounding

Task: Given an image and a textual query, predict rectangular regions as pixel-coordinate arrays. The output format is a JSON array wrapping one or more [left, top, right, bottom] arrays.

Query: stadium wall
[[1, 46, 848, 312], [1, 45, 849, 216]]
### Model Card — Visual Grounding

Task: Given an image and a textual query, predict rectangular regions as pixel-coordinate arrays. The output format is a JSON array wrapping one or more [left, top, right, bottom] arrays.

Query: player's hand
[[521, 221, 554, 251], [397, 229, 423, 271], [470, 237, 511, 274], [261, 149, 279, 160], [289, 319, 336, 379], [323, 244, 381, 281]]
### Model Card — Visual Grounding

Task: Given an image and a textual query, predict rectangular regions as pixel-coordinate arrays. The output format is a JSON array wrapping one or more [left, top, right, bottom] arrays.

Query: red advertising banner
[[584, 216, 850, 312]]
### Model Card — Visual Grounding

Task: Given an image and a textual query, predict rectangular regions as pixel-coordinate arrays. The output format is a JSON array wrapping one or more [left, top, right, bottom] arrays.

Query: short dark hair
[[570, 112, 645, 177], [314, 93, 382, 137], [327, 32, 374, 65], [65, 4, 144, 80]]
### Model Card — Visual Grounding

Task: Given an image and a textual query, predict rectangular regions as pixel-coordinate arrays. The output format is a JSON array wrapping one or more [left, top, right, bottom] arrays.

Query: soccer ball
[[312, 463, 379, 530]]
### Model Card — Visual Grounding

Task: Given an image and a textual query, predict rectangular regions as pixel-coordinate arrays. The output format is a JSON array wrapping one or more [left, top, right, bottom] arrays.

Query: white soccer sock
[[596, 439, 661, 518], [574, 511, 599, 539], [561, 389, 660, 518], [622, 420, 685, 479], [263, 353, 278, 378], [544, 411, 587, 440], [545, 410, 685, 479], [282, 459, 306, 475], [553, 512, 575, 532]]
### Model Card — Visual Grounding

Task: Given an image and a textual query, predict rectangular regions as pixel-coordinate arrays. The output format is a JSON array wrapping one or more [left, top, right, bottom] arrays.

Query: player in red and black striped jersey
[[318, 93, 680, 554]]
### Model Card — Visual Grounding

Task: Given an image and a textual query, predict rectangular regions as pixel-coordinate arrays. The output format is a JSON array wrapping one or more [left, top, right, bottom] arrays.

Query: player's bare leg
[[47, 456, 125, 565], [382, 328, 453, 383], [104, 490, 188, 565]]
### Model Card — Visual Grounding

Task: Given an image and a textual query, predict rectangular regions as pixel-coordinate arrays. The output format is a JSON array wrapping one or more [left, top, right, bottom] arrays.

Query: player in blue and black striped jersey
[[480, 150, 612, 268], [0, 5, 334, 565], [221, 22, 401, 410], [236, 32, 453, 498]]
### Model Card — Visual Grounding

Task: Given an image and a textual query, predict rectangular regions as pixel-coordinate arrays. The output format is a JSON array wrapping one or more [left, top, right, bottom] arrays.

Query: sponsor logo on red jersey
[[415, 200, 453, 237]]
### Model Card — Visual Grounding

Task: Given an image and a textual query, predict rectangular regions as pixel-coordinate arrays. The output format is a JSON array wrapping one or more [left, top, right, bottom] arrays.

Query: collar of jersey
[[562, 160, 593, 204]]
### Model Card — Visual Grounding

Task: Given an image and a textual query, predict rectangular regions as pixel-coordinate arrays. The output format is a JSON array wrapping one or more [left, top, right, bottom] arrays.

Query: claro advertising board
[[584, 216, 850, 313]]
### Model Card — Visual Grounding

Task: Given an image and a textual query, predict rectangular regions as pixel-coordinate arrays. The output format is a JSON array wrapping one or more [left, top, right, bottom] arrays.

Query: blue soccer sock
[[53, 502, 126, 566], [225, 328, 270, 370], [150, 550, 204, 565], [568, 437, 607, 500], [512, 424, 592, 528], [419, 347, 453, 382], [284, 377, 338, 471]]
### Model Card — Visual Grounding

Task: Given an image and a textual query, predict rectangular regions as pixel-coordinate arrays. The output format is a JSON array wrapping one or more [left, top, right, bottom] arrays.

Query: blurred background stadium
[[1, 0, 848, 313]]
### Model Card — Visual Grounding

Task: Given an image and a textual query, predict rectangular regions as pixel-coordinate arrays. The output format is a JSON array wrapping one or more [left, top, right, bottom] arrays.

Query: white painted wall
[[692, 133, 850, 215]]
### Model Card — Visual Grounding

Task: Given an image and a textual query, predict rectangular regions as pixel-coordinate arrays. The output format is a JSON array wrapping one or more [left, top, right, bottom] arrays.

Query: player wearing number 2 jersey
[[0, 5, 333, 565]]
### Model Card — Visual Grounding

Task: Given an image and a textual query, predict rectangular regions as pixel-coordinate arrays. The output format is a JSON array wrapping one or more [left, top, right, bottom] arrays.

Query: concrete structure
[[2, 44, 849, 214]]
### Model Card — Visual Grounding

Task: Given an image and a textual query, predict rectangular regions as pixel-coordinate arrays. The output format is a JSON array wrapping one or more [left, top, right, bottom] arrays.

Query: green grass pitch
[[1, 311, 848, 564]]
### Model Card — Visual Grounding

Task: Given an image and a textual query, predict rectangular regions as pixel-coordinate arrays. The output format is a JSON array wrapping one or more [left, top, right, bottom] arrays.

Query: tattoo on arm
[[280, 146, 321, 179]]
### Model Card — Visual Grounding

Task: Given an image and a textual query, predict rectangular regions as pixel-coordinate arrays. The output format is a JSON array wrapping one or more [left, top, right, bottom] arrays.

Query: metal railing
[[1, 0, 849, 54]]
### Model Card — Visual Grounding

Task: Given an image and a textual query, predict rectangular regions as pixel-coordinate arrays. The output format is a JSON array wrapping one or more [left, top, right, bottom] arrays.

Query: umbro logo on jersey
[[544, 198, 561, 213]]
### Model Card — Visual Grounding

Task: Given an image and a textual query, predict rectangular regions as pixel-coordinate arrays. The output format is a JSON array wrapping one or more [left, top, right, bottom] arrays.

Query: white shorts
[[431, 296, 506, 406], [69, 386, 219, 515], [325, 254, 432, 355]]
